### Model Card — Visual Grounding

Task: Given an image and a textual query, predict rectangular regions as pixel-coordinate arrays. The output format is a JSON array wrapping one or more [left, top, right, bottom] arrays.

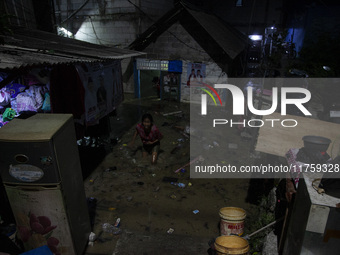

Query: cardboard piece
[[255, 112, 340, 157]]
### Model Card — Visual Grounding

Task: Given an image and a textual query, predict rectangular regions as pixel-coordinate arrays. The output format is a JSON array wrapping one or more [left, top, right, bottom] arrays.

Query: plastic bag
[[0, 88, 11, 106], [2, 108, 16, 121], [42, 92, 51, 112]]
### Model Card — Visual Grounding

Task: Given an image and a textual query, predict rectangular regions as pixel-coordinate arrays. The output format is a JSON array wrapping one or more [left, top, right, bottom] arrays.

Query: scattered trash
[[188, 182, 192, 187], [173, 125, 184, 131], [171, 144, 182, 154], [181, 132, 190, 138], [114, 218, 121, 227], [126, 196, 133, 202], [174, 155, 203, 173], [102, 223, 121, 234], [171, 182, 186, 188], [167, 228, 174, 234], [108, 207, 116, 211], [228, 143, 238, 149], [132, 158, 136, 164], [177, 138, 184, 142], [170, 194, 177, 199], [77, 136, 91, 146], [89, 232, 96, 242], [203, 144, 214, 150], [77, 136, 110, 148], [105, 166, 117, 172], [151, 173, 156, 177], [172, 125, 191, 137], [180, 168, 186, 173], [154, 186, 160, 192], [240, 131, 252, 139], [162, 177, 178, 183], [91, 137, 97, 147], [111, 137, 121, 144], [88, 175, 99, 185], [162, 111, 182, 116], [193, 210, 199, 214], [213, 141, 220, 147], [250, 151, 261, 159]]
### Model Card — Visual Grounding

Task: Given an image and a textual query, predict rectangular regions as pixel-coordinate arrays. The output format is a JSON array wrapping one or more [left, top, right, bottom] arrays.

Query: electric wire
[[8, 0, 212, 59], [4, 0, 36, 26], [88, 15, 103, 45], [60, 0, 90, 25]]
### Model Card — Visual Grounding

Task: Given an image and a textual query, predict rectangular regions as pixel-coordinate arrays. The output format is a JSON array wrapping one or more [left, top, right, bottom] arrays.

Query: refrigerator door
[[0, 114, 76, 185], [4, 185, 84, 255], [0, 114, 91, 254], [0, 141, 60, 184]]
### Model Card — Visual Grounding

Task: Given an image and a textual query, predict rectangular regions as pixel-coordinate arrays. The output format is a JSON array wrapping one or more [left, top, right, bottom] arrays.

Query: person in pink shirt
[[130, 113, 163, 164]]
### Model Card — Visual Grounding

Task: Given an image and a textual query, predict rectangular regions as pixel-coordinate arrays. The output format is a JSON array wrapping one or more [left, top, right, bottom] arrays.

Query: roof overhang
[[0, 26, 146, 70], [128, 2, 249, 63], [184, 8, 248, 60]]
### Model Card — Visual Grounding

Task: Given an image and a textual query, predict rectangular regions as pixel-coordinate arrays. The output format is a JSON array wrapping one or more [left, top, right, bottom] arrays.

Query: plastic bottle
[[171, 182, 186, 188], [114, 218, 121, 227]]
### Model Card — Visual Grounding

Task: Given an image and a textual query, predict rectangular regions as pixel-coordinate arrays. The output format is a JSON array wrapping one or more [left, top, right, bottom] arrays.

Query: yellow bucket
[[214, 235, 250, 255], [219, 207, 246, 236]]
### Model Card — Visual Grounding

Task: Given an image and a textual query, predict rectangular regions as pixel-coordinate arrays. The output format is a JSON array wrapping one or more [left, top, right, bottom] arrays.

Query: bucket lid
[[214, 235, 249, 254], [302, 135, 331, 145], [219, 207, 246, 221]]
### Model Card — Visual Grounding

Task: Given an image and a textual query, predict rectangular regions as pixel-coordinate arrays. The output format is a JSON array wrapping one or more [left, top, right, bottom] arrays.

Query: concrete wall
[[54, 0, 173, 48], [208, 0, 284, 35], [137, 22, 227, 103], [143, 22, 211, 61], [53, 0, 282, 101], [54, 0, 175, 95]]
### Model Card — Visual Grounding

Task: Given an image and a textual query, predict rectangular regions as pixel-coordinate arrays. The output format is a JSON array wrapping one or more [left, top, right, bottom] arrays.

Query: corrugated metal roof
[[0, 44, 92, 70], [0, 26, 146, 70]]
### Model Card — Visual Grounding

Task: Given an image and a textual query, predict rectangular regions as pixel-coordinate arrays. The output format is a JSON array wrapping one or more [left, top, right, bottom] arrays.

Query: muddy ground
[[83, 95, 277, 255]]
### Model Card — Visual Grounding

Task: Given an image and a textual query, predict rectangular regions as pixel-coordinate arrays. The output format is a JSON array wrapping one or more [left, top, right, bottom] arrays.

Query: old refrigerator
[[0, 114, 91, 254]]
